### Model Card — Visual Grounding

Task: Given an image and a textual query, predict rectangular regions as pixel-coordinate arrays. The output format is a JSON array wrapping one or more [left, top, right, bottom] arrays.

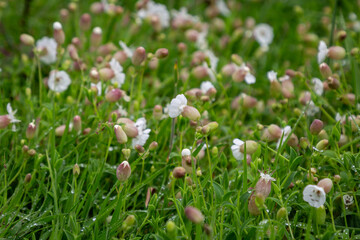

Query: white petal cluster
[[231, 138, 244, 160], [317, 41, 328, 64], [306, 101, 320, 117], [168, 94, 187, 118], [267, 70, 277, 82], [48, 70, 71, 93], [119, 41, 134, 58], [181, 148, 191, 156], [200, 81, 215, 94], [132, 117, 151, 148], [171, 7, 199, 24], [312, 78, 324, 96], [241, 64, 256, 84], [109, 58, 126, 88], [303, 185, 326, 208], [216, 0, 230, 16], [260, 172, 276, 183], [253, 24, 274, 49], [36, 37, 57, 64], [7, 103, 21, 131], [137, 1, 170, 28]]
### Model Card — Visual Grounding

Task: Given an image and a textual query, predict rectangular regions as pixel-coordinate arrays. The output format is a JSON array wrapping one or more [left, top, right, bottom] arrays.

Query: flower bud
[[310, 119, 323, 135], [255, 173, 275, 198], [60, 8, 69, 21], [173, 166, 186, 178], [232, 68, 246, 82], [221, 63, 237, 77], [114, 125, 128, 144], [25, 173, 32, 183], [340, 93, 355, 106], [91, 27, 102, 48], [123, 215, 136, 228], [185, 29, 199, 42], [328, 46, 346, 60], [73, 163, 80, 177], [334, 175, 341, 183], [319, 63, 332, 79], [22, 145, 29, 152], [192, 66, 208, 79], [53, 22, 65, 45], [99, 68, 115, 81], [315, 205, 326, 225], [105, 88, 122, 102], [73, 115, 82, 132], [90, 69, 100, 82], [177, 42, 187, 53], [20, 34, 34, 46], [338, 134, 348, 147], [122, 149, 131, 159], [351, 47, 359, 56], [80, 13, 91, 31], [149, 141, 158, 151], [318, 129, 328, 140], [116, 161, 131, 181], [317, 178, 333, 194], [83, 128, 91, 135], [299, 91, 311, 105], [55, 125, 66, 136], [132, 47, 146, 66], [202, 121, 218, 135], [28, 149, 36, 156], [185, 206, 204, 224], [248, 193, 261, 216], [316, 139, 329, 150], [240, 140, 258, 154], [166, 221, 176, 235], [153, 105, 163, 120], [135, 144, 145, 153], [90, 2, 103, 14], [182, 106, 200, 121], [155, 48, 169, 59], [327, 76, 340, 89], [300, 137, 310, 149], [117, 118, 139, 138], [68, 44, 79, 61], [26, 122, 36, 139], [281, 79, 294, 98], [276, 207, 287, 220]]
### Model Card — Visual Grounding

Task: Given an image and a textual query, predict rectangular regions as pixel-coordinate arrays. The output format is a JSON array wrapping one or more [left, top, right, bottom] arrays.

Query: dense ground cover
[[1, 0, 360, 239]]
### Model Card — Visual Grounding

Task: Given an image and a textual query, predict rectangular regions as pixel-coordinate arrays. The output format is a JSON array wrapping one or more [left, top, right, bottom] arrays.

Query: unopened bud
[[26, 122, 36, 139], [185, 206, 204, 224], [327, 76, 340, 89], [116, 161, 131, 181], [114, 125, 128, 144], [55, 125, 66, 136], [182, 106, 200, 121], [155, 48, 169, 59], [73, 115, 82, 132], [28, 149, 36, 156], [240, 140, 258, 154], [310, 119, 323, 135], [221, 63, 236, 77], [105, 88, 122, 102], [153, 105, 163, 120], [317, 178, 333, 194], [166, 221, 176, 235], [177, 42, 187, 53], [135, 144, 145, 153], [99, 68, 115, 81], [202, 121, 218, 135], [328, 46, 346, 60], [22, 145, 29, 152], [340, 93, 355, 106], [68, 44, 79, 61], [73, 163, 80, 177], [117, 118, 138, 138], [20, 34, 34, 46], [351, 47, 359, 56], [122, 149, 131, 159], [53, 22, 65, 45], [318, 129, 328, 140], [123, 215, 136, 227], [299, 91, 311, 105], [277, 207, 287, 220], [25, 173, 32, 183], [192, 66, 208, 79], [132, 47, 146, 66], [149, 141, 158, 151], [300, 137, 310, 149], [316, 139, 329, 150], [173, 166, 186, 178], [334, 175, 341, 183], [80, 13, 91, 31], [91, 27, 102, 48], [248, 193, 261, 216], [319, 63, 332, 79], [315, 205, 326, 225]]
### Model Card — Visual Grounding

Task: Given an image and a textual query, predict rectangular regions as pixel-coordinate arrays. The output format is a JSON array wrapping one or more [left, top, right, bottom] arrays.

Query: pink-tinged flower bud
[[328, 46, 346, 60], [91, 27, 102, 48], [317, 178, 333, 194], [287, 133, 299, 147], [145, 187, 156, 208], [53, 22, 65, 45], [177, 42, 187, 53], [327, 76, 340, 89], [117, 118, 138, 138], [185, 29, 199, 42], [25, 173, 32, 183], [105, 88, 122, 102], [316, 139, 329, 150], [185, 206, 204, 224], [135, 144, 145, 153], [20, 34, 34, 46], [351, 47, 359, 56], [26, 122, 36, 139], [202, 121, 218, 135], [73, 163, 80, 177], [192, 66, 208, 79], [60, 9, 69, 22], [337, 30, 347, 41], [23, 145, 29, 153], [155, 48, 169, 59], [149, 57, 159, 70], [99, 68, 115, 80], [90, 2, 104, 14], [270, 80, 282, 95], [68, 2, 77, 12], [248, 193, 261, 216], [28, 149, 37, 156], [149, 141, 158, 151], [221, 63, 236, 77], [232, 68, 246, 82], [262, 124, 281, 141], [255, 173, 275, 198], [340, 93, 355, 106], [83, 128, 91, 135], [281, 79, 294, 98], [114, 125, 128, 144], [153, 105, 163, 120], [114, 51, 128, 65], [338, 134, 348, 147], [90, 68, 100, 82], [116, 161, 131, 181], [334, 175, 341, 183], [173, 166, 186, 178], [299, 91, 311, 105], [132, 47, 146, 66], [186, 88, 202, 100], [55, 125, 66, 136], [318, 129, 328, 140], [0, 115, 11, 129], [310, 119, 323, 135], [319, 63, 332, 79], [80, 13, 91, 31], [98, 43, 116, 56], [68, 44, 79, 61], [277, 207, 287, 220], [182, 106, 201, 121], [241, 94, 257, 108], [240, 140, 258, 154], [72, 115, 81, 132]]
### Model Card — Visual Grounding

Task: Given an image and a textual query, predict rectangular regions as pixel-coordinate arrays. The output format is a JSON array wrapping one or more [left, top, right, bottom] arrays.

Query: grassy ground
[[0, 0, 360, 239]]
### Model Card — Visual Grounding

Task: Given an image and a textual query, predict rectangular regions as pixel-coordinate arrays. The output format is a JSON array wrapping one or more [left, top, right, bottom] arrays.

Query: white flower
[[109, 58, 125, 88], [276, 126, 291, 149], [202, 62, 217, 82], [335, 113, 345, 122], [36, 37, 57, 64], [216, 0, 230, 16], [306, 100, 320, 117], [279, 75, 290, 82], [137, 0, 170, 28], [312, 78, 323, 96], [317, 41, 328, 64], [196, 28, 209, 50], [303, 185, 326, 208], [168, 94, 187, 118], [47, 70, 71, 93], [182, 148, 191, 156], [91, 82, 102, 96], [267, 70, 277, 82], [132, 117, 151, 148], [343, 195, 354, 207], [171, 7, 199, 24], [231, 138, 244, 160], [253, 24, 274, 48], [119, 41, 134, 58], [260, 172, 276, 182], [200, 81, 215, 94], [116, 103, 128, 117], [240, 64, 256, 84], [205, 50, 219, 72], [6, 103, 21, 131]]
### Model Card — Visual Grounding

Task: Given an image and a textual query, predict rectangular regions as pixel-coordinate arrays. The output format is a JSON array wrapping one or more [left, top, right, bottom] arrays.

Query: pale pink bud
[[80, 13, 91, 31], [98, 43, 116, 56], [182, 154, 196, 174], [25, 173, 32, 183], [287, 133, 299, 147], [185, 29, 199, 42], [117, 118, 139, 138], [310, 119, 323, 135], [281, 79, 294, 98], [232, 68, 246, 82], [26, 122, 36, 139], [222, 63, 236, 76], [83, 128, 91, 135], [181, 106, 201, 121], [338, 134, 348, 147], [327, 76, 340, 89], [68, 44, 79, 61], [317, 178, 333, 194], [60, 9, 69, 22], [0, 115, 10, 129], [153, 105, 163, 120], [185, 206, 204, 224], [90, 68, 100, 81], [177, 42, 187, 53], [105, 88, 122, 102], [55, 125, 66, 136], [90, 2, 104, 14], [72, 37, 81, 48], [135, 144, 145, 153], [116, 161, 131, 181], [155, 48, 168, 59], [20, 34, 34, 46], [73, 163, 80, 177], [114, 51, 128, 65], [299, 91, 311, 105], [192, 66, 208, 79], [319, 63, 332, 79], [173, 166, 186, 178], [240, 140, 258, 154], [99, 68, 115, 81], [328, 46, 346, 60], [248, 193, 261, 216], [53, 22, 65, 45], [114, 125, 128, 144], [341, 93, 355, 106], [255, 177, 274, 198], [241, 94, 257, 108], [149, 141, 158, 151], [149, 57, 159, 70], [132, 47, 146, 66], [73, 115, 82, 132], [91, 27, 102, 48]]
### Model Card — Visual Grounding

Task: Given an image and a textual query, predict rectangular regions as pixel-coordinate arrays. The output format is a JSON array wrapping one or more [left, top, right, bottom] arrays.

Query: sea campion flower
[[305, 101, 320, 117], [36, 37, 57, 64], [343, 195, 354, 207], [119, 41, 134, 58], [216, 0, 230, 16], [312, 78, 324, 96], [303, 185, 326, 208], [231, 138, 244, 160], [185, 206, 204, 224], [0, 103, 21, 131], [253, 23, 274, 50], [171, 7, 199, 28], [116, 161, 131, 181], [168, 94, 187, 118], [109, 58, 125, 88], [317, 41, 328, 64], [267, 70, 277, 82], [235, 64, 256, 84], [47, 70, 71, 93], [276, 126, 291, 149], [255, 172, 276, 198], [200, 81, 215, 95], [132, 118, 151, 148], [137, 0, 170, 28]]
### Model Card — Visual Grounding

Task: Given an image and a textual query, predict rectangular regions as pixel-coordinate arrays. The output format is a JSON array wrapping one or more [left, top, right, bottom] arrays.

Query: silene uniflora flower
[[216, 0, 230, 16], [109, 58, 125, 88], [132, 117, 151, 148], [240, 64, 256, 84], [255, 172, 276, 198], [168, 94, 187, 118], [200, 81, 215, 94], [137, 0, 170, 28], [276, 126, 291, 149], [171, 7, 199, 27], [231, 138, 244, 160], [317, 41, 329, 64], [202, 62, 217, 82], [343, 195, 354, 207], [48, 70, 71, 93], [36, 37, 57, 64], [5, 103, 21, 131], [267, 70, 277, 82], [303, 185, 326, 208], [253, 23, 274, 50], [312, 78, 324, 96], [119, 41, 134, 58], [305, 100, 320, 117]]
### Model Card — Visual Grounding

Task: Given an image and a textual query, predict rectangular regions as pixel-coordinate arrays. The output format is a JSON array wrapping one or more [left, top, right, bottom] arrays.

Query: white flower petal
[[253, 24, 274, 48], [245, 73, 256, 84], [303, 185, 326, 208]]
